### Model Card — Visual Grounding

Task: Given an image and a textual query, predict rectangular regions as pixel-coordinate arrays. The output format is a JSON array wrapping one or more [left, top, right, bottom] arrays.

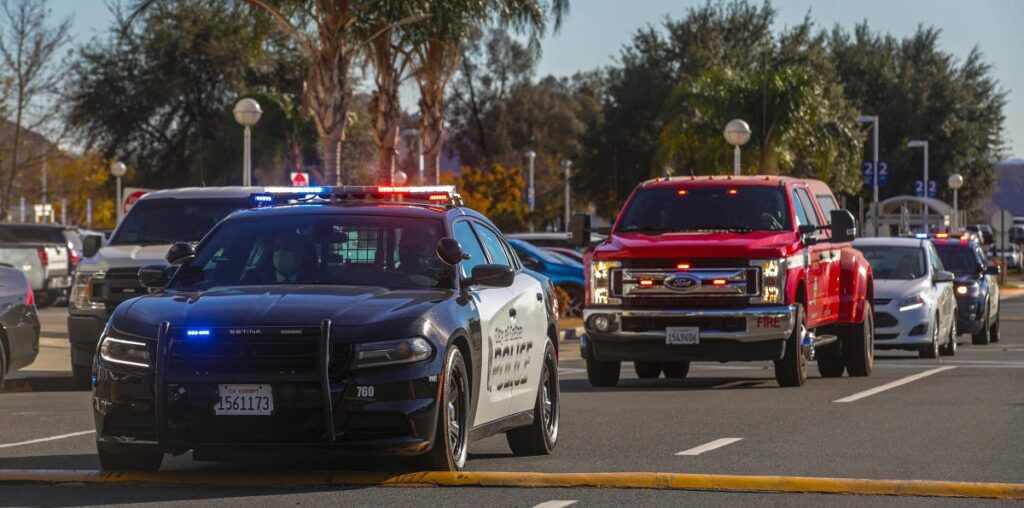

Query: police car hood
[[116, 285, 451, 337]]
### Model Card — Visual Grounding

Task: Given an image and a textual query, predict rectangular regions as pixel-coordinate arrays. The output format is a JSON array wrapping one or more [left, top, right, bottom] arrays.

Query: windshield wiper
[[701, 223, 754, 233], [619, 226, 679, 235]]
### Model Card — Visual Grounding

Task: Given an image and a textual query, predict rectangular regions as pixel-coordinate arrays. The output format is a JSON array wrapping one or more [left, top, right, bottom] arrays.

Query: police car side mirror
[[138, 264, 172, 289], [985, 265, 1000, 276], [82, 234, 103, 258], [437, 237, 464, 266], [470, 264, 515, 288], [166, 242, 196, 265]]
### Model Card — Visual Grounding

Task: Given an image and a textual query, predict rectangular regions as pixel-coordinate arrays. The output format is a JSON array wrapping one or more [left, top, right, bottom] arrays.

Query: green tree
[[443, 163, 528, 231]]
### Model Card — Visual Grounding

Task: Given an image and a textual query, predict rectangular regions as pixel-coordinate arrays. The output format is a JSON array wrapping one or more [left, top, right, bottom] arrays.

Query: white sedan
[[853, 237, 958, 357]]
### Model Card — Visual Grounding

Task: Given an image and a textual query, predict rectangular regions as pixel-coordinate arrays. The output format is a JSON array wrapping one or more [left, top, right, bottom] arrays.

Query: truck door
[[453, 221, 513, 426], [791, 187, 830, 327]]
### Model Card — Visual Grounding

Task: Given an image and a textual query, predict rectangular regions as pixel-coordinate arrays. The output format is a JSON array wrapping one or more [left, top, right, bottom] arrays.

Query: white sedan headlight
[[99, 335, 151, 368], [898, 293, 926, 312]]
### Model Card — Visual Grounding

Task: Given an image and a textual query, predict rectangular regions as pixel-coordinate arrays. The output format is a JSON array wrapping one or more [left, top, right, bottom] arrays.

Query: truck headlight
[[353, 338, 433, 369], [71, 271, 105, 310], [589, 260, 621, 306], [99, 335, 151, 368], [898, 294, 926, 312], [753, 258, 786, 304]]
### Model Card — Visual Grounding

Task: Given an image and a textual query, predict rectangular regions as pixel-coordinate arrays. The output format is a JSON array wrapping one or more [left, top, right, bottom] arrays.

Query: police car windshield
[[172, 214, 454, 290], [935, 244, 982, 276], [617, 187, 791, 233], [111, 198, 250, 245], [857, 246, 927, 280]]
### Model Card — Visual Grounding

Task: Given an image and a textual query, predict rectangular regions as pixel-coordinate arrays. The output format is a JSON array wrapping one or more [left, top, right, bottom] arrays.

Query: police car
[[92, 186, 560, 471]]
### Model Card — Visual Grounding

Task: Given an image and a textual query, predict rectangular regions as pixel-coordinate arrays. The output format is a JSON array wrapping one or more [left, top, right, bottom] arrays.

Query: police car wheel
[[96, 444, 163, 471], [417, 346, 469, 471], [774, 303, 807, 387], [507, 340, 559, 455], [0, 341, 6, 388], [971, 306, 990, 345], [990, 313, 1000, 343], [633, 361, 662, 379]]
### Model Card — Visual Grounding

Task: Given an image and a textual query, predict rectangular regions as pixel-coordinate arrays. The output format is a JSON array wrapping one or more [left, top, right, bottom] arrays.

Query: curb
[[0, 376, 79, 393], [0, 470, 1021, 499], [558, 327, 583, 342]]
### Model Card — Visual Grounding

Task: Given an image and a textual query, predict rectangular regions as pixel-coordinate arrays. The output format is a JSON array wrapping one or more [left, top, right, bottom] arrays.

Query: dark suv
[[931, 235, 1000, 344]]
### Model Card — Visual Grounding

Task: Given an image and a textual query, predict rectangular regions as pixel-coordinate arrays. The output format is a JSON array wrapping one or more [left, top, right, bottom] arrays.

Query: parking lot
[[1, 298, 1022, 506]]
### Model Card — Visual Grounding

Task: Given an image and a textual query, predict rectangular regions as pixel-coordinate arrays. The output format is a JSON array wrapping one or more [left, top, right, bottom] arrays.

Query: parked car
[[0, 264, 41, 386], [965, 224, 994, 245], [571, 176, 874, 387], [91, 186, 559, 471], [543, 246, 584, 264], [991, 244, 1022, 271], [853, 237, 958, 357], [507, 232, 606, 251], [931, 235, 1000, 345], [507, 238, 585, 316], [0, 224, 72, 307]]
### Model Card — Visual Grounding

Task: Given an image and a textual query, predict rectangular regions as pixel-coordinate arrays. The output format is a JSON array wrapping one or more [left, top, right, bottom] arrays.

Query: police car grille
[[169, 335, 351, 379], [621, 316, 746, 333]]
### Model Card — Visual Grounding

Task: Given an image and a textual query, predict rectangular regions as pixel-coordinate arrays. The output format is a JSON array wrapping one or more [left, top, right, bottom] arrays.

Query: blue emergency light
[[186, 329, 211, 337]]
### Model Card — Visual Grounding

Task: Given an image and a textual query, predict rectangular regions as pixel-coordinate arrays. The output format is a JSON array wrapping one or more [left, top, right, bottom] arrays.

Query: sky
[[50, 0, 1024, 157]]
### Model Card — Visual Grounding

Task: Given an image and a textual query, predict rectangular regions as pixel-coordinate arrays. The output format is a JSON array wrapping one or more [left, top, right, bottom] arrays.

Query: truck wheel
[[774, 304, 807, 387], [507, 341, 558, 455], [586, 356, 620, 387], [661, 361, 690, 379], [940, 318, 957, 356], [417, 346, 470, 471], [919, 318, 940, 359], [97, 444, 163, 471], [816, 340, 845, 378], [72, 362, 92, 390], [633, 361, 661, 379], [843, 303, 874, 377], [971, 306, 990, 345], [989, 312, 1000, 343]]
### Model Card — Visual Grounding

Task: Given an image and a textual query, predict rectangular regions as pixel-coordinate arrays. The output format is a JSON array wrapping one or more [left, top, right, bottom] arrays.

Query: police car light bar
[[250, 185, 462, 207]]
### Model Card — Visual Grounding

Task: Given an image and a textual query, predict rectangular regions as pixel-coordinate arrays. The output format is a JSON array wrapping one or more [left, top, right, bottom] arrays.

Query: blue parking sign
[[914, 180, 937, 198], [862, 161, 889, 187]]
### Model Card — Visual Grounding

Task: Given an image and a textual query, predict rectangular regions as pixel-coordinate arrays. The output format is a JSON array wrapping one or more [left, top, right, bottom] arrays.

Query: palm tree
[[408, 0, 568, 183]]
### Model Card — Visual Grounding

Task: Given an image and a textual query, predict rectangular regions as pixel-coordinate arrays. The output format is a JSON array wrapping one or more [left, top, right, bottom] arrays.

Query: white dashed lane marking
[[833, 366, 956, 403], [675, 437, 743, 456], [0, 430, 94, 449], [532, 501, 577, 508]]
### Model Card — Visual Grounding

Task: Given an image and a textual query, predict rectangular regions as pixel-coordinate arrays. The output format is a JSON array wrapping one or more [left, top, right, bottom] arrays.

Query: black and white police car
[[92, 186, 560, 471]]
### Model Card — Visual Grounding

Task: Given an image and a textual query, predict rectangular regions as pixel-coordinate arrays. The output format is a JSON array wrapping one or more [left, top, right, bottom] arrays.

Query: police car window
[[111, 198, 250, 245], [453, 221, 488, 277], [174, 215, 454, 289], [474, 225, 512, 267]]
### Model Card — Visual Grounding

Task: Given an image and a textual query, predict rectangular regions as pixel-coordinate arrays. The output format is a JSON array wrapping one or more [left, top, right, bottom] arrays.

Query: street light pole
[[526, 151, 536, 232], [401, 129, 424, 185], [908, 140, 929, 232], [562, 159, 572, 232], [948, 173, 964, 232], [111, 161, 127, 223], [723, 119, 752, 176], [857, 115, 879, 236], [233, 98, 263, 186]]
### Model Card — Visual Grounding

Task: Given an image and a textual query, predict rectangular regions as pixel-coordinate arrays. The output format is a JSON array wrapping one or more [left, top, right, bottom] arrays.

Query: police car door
[[453, 221, 513, 425], [473, 225, 546, 416]]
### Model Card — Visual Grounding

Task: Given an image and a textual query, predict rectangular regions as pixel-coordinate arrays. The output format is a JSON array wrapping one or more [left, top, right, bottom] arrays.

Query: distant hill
[[985, 159, 1024, 216]]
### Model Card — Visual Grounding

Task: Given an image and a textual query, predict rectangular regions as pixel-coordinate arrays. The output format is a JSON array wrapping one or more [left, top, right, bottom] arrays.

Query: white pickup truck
[[0, 224, 72, 307]]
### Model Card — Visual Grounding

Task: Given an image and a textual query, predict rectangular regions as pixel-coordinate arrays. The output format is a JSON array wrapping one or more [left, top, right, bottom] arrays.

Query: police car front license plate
[[214, 384, 273, 416], [666, 327, 699, 345]]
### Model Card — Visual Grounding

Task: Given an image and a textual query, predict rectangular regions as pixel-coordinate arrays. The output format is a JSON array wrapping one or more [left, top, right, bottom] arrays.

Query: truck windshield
[[616, 186, 791, 233], [110, 198, 250, 245], [857, 246, 927, 280], [171, 214, 455, 290]]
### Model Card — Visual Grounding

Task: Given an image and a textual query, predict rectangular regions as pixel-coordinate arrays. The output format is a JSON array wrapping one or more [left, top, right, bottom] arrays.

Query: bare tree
[[0, 0, 70, 219]]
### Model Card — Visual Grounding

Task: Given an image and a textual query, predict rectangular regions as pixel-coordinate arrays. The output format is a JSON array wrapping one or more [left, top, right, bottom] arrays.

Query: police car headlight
[[955, 282, 979, 297], [353, 338, 433, 369], [99, 334, 151, 368]]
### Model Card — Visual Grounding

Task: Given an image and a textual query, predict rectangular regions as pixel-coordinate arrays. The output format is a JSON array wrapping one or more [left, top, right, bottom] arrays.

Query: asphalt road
[[2, 300, 1023, 507]]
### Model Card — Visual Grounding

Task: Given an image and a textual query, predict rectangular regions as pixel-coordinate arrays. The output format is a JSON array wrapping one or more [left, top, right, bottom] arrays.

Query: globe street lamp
[[111, 161, 127, 223], [907, 140, 929, 231], [562, 159, 572, 231], [233, 98, 263, 186], [858, 115, 880, 236], [525, 151, 536, 232], [723, 119, 751, 176], [393, 170, 408, 186], [948, 173, 964, 232]]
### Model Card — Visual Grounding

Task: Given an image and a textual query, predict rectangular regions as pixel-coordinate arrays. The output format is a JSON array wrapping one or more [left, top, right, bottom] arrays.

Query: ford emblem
[[664, 273, 702, 293]]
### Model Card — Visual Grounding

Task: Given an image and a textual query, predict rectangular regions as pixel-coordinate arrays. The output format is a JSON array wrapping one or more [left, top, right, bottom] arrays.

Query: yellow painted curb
[[0, 470, 1022, 499]]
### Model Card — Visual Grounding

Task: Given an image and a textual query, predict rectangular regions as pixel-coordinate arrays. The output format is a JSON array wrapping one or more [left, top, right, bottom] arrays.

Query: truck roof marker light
[[676, 262, 691, 270], [764, 176, 771, 181], [711, 278, 728, 286], [727, 189, 739, 196], [677, 189, 688, 196], [638, 278, 655, 287], [186, 329, 211, 337]]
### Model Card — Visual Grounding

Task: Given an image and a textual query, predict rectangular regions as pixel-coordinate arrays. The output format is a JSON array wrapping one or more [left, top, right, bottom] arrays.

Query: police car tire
[[971, 307, 990, 345], [990, 313, 1000, 343], [507, 341, 559, 456], [417, 346, 469, 471], [97, 444, 163, 471], [843, 304, 874, 377], [774, 304, 807, 387], [585, 356, 620, 387], [634, 361, 661, 379], [661, 361, 689, 379], [0, 340, 6, 388]]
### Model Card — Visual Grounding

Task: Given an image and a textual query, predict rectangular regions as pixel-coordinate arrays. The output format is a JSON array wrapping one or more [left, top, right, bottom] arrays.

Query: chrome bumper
[[582, 305, 796, 343]]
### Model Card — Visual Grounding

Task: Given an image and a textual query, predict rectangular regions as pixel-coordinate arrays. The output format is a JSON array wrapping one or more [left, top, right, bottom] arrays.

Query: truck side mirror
[[569, 213, 591, 247], [165, 242, 196, 265], [829, 209, 857, 243], [83, 234, 103, 258]]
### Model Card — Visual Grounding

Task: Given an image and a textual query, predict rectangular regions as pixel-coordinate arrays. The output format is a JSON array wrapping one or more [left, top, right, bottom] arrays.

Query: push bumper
[[954, 295, 986, 335], [581, 305, 795, 362]]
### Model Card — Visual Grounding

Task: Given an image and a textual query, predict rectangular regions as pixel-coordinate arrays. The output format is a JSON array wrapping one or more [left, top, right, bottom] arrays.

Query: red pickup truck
[[570, 176, 874, 387]]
